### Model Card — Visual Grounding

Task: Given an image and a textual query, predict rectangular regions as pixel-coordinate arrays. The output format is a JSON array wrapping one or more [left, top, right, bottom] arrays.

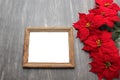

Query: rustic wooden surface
[[0, 0, 120, 80]]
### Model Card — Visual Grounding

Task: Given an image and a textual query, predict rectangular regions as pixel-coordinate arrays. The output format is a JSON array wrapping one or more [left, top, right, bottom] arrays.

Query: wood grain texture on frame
[[23, 27, 75, 68]]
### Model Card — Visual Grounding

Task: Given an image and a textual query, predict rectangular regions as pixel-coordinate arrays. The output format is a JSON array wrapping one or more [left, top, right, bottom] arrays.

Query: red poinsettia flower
[[83, 31, 117, 53], [73, 0, 120, 80], [89, 7, 120, 27], [76, 28, 101, 42], [89, 53, 120, 80], [95, 0, 120, 11], [90, 48, 119, 58], [73, 13, 105, 41]]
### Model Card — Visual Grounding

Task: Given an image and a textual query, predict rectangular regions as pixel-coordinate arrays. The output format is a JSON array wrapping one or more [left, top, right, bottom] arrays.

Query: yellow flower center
[[105, 62, 111, 68], [104, 3, 110, 7], [86, 22, 91, 28], [96, 39, 102, 47]]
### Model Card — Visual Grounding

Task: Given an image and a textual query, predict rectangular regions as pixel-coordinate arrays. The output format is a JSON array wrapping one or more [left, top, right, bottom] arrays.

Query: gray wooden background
[[0, 0, 120, 80]]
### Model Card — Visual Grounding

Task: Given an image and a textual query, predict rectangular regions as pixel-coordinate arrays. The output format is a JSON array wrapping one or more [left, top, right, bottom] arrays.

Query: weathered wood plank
[[0, 0, 119, 80]]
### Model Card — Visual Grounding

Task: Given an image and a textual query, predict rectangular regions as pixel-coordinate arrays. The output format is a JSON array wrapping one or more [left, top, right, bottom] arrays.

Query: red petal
[[105, 0, 113, 3], [95, 0, 104, 5], [83, 44, 95, 51], [93, 15, 105, 28], [77, 28, 89, 41], [100, 43, 117, 53], [73, 22, 80, 29], [105, 19, 114, 28], [110, 3, 120, 11], [101, 31, 112, 42], [89, 62, 105, 73], [102, 69, 119, 80], [102, 69, 112, 79], [79, 13, 86, 19], [109, 16, 119, 22], [109, 65, 119, 72]]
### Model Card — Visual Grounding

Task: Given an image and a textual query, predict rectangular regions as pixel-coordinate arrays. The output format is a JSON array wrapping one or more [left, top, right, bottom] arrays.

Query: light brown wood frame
[[23, 27, 75, 68]]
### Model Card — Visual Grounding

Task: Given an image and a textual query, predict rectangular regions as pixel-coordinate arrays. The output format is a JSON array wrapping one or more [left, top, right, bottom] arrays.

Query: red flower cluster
[[73, 0, 120, 80]]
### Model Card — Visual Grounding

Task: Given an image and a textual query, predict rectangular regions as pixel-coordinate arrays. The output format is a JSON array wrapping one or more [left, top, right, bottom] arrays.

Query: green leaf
[[114, 24, 120, 30], [99, 25, 107, 30], [106, 26, 113, 32], [115, 38, 120, 48], [115, 30, 120, 33], [99, 25, 113, 32], [115, 22, 120, 27], [112, 32, 120, 41]]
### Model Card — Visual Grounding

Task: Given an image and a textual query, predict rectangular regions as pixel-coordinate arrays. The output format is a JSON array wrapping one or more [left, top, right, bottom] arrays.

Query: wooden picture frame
[[23, 27, 75, 68]]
